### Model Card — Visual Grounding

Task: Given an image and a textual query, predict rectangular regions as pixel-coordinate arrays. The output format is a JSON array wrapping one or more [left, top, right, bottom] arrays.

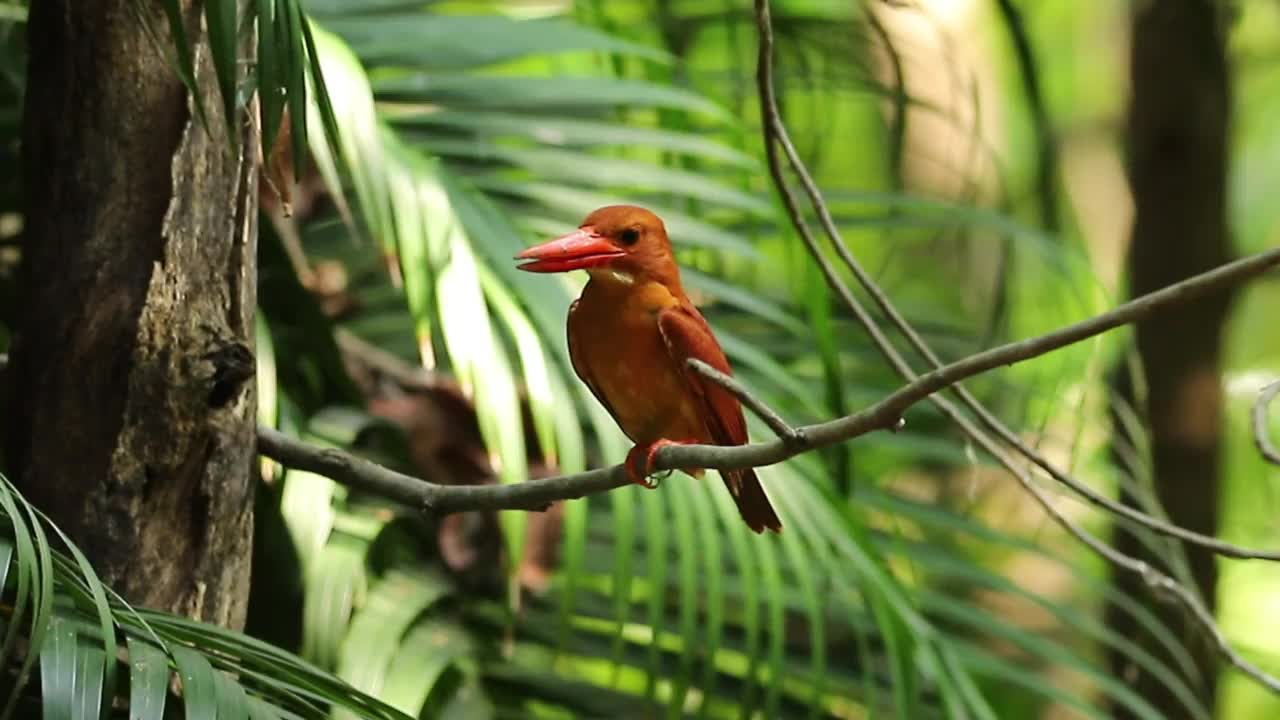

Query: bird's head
[[515, 205, 679, 287]]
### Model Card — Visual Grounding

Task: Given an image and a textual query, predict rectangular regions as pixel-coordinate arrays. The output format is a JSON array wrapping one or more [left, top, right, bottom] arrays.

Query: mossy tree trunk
[[5, 0, 258, 628]]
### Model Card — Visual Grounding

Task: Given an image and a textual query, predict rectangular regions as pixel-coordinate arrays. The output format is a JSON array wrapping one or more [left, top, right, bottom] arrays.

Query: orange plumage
[[516, 205, 782, 533]]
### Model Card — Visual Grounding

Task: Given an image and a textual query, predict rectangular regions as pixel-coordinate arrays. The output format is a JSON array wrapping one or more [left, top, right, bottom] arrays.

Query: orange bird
[[515, 205, 782, 533]]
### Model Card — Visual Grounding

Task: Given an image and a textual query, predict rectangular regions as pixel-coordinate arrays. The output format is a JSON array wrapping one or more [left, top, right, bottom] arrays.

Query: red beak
[[515, 229, 625, 273]]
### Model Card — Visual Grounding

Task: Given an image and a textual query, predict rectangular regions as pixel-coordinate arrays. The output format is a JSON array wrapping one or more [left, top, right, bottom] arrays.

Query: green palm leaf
[[0, 473, 422, 720], [119, 1, 1225, 718]]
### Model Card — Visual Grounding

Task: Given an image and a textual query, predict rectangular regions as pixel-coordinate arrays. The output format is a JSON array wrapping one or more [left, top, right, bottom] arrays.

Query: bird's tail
[[723, 468, 782, 533]]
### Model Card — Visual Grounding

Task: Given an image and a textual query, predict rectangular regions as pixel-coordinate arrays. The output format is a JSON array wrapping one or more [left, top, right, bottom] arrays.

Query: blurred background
[[2, 0, 1280, 718]]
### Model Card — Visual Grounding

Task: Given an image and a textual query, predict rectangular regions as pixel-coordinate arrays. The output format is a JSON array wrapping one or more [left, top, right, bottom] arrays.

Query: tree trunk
[[1106, 1, 1234, 717], [5, 0, 258, 628]]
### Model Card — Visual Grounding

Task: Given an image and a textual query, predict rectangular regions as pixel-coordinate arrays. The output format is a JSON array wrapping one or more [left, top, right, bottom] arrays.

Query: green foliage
[[4, 0, 1276, 718], [0, 472, 415, 719], [246, 3, 1210, 718]]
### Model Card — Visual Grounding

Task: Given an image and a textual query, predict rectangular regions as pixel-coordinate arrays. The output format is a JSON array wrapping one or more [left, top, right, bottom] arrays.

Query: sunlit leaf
[[480, 265, 559, 465], [336, 570, 451, 716], [380, 620, 472, 716]]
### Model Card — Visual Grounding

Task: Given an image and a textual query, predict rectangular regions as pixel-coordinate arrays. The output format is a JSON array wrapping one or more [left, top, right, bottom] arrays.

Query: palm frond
[[0, 473, 417, 720]]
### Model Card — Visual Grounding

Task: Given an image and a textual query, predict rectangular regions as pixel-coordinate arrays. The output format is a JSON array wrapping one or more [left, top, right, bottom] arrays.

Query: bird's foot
[[625, 439, 696, 489]]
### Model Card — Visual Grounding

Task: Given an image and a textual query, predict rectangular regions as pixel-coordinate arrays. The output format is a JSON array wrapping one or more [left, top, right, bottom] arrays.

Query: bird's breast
[[570, 281, 707, 444]]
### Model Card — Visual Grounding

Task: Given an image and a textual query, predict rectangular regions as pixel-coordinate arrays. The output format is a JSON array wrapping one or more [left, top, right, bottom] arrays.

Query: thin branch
[[966, 401, 1280, 695], [335, 327, 440, 391], [686, 358, 805, 447], [1255, 381, 1280, 466], [753, 2, 908, 381], [257, 426, 630, 514], [753, 0, 1280, 696]]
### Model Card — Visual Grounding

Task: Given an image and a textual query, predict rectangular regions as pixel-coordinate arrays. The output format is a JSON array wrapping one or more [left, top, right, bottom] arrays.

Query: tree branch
[[1255, 380, 1280, 467], [975, 409, 1280, 695], [686, 358, 805, 448], [257, 427, 630, 514], [335, 327, 441, 392]]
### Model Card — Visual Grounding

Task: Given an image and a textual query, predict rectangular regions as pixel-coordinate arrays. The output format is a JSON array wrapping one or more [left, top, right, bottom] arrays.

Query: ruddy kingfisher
[[515, 205, 782, 533]]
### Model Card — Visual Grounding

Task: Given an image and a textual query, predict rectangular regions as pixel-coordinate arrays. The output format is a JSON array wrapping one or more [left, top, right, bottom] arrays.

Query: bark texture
[[1107, 1, 1234, 717], [6, 0, 258, 628]]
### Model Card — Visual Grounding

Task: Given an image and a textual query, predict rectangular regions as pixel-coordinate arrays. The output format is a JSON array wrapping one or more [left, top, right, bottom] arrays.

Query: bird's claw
[[625, 444, 657, 488], [625, 439, 691, 489], [633, 473, 661, 489]]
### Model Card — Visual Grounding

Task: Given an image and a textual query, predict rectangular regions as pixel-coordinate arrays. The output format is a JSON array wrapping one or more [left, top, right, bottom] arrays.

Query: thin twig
[[335, 327, 440, 391], [1255, 381, 1280, 466], [686, 358, 805, 447], [966, 404, 1280, 695]]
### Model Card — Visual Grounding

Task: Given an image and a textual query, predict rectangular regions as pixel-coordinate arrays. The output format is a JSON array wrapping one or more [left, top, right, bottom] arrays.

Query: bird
[[515, 205, 782, 533]]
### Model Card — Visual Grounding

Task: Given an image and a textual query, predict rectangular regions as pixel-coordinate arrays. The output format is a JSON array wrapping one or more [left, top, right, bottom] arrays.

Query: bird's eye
[[619, 228, 641, 245]]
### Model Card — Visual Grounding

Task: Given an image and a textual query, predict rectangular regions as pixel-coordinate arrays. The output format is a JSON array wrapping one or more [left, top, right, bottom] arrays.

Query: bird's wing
[[567, 298, 620, 422], [659, 303, 782, 533], [656, 304, 748, 448]]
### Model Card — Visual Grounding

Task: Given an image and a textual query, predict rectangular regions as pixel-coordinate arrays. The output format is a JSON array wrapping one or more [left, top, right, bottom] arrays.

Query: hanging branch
[[751, 0, 1280, 695], [686, 359, 807, 448], [754, 0, 1280, 562]]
